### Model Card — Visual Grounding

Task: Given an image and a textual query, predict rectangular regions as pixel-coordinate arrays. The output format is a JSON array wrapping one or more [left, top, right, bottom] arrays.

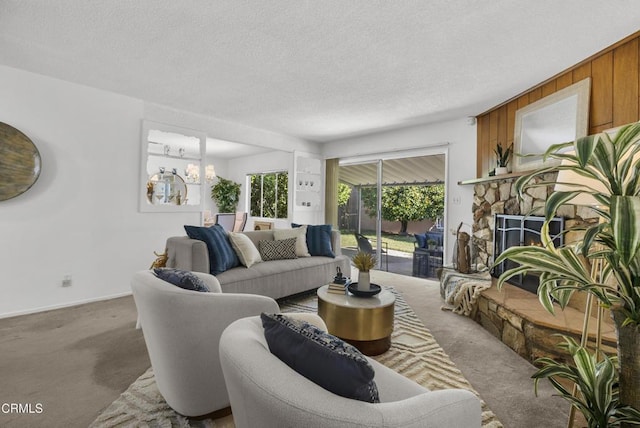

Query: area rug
[[90, 287, 502, 427]]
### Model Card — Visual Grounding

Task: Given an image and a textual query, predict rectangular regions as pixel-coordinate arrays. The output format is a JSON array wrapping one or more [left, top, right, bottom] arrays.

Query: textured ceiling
[[1, 1, 639, 143]]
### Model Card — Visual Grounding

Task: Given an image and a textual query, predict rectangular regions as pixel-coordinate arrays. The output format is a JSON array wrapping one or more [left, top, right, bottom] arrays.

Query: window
[[249, 171, 288, 218]]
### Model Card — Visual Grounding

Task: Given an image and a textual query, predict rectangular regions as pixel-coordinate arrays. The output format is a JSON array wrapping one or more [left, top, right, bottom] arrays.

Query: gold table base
[[317, 285, 395, 356]]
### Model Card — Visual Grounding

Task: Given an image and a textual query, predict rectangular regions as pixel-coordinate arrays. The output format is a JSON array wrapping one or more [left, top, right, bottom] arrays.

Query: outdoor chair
[[355, 233, 389, 271]]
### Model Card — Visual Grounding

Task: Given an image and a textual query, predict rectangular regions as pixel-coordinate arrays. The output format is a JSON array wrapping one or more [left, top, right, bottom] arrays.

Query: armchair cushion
[[153, 267, 210, 292], [184, 224, 239, 275], [292, 223, 335, 258], [261, 313, 379, 403], [414, 233, 427, 248]]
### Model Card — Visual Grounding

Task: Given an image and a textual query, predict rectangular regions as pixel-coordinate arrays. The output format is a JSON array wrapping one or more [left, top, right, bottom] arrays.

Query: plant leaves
[[611, 196, 640, 266]]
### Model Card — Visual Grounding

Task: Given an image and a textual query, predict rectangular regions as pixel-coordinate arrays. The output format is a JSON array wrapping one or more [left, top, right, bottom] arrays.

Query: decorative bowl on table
[[347, 283, 382, 297]]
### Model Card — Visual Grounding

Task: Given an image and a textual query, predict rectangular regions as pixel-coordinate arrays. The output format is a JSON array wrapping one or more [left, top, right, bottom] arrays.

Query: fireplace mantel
[[458, 171, 533, 186]]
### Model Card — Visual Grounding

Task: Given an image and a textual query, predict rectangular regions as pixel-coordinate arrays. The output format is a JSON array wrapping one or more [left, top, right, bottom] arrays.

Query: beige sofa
[[165, 229, 351, 299]]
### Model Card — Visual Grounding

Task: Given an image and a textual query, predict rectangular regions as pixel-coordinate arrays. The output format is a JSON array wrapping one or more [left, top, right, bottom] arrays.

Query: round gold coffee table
[[317, 284, 395, 356]]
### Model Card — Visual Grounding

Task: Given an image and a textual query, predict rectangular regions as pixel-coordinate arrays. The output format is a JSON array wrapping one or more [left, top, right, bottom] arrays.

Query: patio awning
[[338, 154, 445, 187]]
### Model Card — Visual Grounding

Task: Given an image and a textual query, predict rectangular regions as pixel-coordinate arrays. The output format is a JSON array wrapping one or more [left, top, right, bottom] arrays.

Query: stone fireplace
[[471, 172, 598, 269], [492, 214, 564, 294], [464, 172, 615, 364]]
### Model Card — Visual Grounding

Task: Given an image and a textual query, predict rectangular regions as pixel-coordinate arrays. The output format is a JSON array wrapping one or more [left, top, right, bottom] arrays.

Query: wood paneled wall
[[476, 31, 640, 178]]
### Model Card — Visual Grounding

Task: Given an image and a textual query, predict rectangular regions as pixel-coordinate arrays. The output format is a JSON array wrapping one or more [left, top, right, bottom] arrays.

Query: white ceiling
[[1, 1, 639, 143]]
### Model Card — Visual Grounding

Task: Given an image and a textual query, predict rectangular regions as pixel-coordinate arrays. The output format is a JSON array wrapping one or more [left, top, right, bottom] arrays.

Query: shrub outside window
[[249, 171, 288, 218]]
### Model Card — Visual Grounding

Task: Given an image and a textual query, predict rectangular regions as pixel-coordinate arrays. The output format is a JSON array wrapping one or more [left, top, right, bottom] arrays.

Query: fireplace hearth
[[491, 214, 564, 294]]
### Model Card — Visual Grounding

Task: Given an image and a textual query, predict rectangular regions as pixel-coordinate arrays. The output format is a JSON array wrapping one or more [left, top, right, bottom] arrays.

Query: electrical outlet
[[452, 195, 461, 205], [62, 274, 72, 287]]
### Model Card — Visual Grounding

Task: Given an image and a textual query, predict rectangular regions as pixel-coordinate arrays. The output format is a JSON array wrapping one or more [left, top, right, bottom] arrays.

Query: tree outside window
[[249, 171, 288, 218], [361, 184, 444, 235]]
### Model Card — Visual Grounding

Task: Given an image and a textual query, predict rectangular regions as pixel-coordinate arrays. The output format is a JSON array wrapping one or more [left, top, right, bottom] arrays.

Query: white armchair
[[130, 270, 279, 417], [219, 314, 482, 428]]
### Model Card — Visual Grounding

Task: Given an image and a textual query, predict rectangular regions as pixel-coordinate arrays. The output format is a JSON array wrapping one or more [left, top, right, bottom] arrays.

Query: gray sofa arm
[[166, 236, 209, 273]]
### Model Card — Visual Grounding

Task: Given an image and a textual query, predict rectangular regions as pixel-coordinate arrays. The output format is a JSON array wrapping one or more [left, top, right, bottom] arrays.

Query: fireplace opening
[[491, 214, 564, 294]]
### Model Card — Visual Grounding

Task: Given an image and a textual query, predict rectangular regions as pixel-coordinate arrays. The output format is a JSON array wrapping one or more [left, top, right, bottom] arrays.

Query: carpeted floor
[[0, 269, 569, 428], [90, 287, 502, 427]]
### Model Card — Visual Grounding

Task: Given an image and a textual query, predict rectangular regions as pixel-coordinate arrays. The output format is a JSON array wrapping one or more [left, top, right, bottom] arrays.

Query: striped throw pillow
[[184, 224, 239, 275], [292, 223, 335, 258]]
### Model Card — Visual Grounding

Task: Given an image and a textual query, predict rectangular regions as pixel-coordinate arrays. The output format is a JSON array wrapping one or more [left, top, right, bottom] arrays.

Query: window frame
[[248, 170, 289, 219]]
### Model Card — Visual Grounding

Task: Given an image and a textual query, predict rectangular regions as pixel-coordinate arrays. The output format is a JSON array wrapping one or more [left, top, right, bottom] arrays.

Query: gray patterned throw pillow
[[258, 238, 298, 261]]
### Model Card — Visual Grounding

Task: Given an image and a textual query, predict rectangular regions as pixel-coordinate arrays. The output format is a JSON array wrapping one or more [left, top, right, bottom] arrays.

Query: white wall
[[202, 155, 230, 216], [0, 66, 314, 318], [322, 118, 477, 263]]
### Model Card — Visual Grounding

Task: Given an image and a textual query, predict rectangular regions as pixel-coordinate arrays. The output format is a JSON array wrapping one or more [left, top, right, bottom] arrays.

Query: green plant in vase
[[352, 251, 376, 291], [493, 142, 513, 174], [210, 177, 241, 213], [494, 121, 640, 426]]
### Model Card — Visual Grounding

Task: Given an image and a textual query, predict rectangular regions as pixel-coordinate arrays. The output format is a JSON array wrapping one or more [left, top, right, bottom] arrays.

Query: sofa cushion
[[292, 223, 335, 258], [259, 238, 298, 261], [153, 268, 210, 292], [228, 232, 262, 268], [274, 225, 310, 257], [184, 224, 240, 275], [261, 312, 379, 403]]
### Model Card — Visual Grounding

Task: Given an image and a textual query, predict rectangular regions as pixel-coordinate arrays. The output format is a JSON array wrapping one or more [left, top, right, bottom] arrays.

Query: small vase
[[495, 166, 508, 175], [358, 271, 371, 291]]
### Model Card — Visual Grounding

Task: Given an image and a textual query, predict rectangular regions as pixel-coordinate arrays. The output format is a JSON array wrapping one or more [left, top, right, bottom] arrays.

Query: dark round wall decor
[[0, 122, 41, 201]]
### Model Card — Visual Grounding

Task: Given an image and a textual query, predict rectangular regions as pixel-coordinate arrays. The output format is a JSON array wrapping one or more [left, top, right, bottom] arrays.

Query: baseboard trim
[[0, 291, 133, 320]]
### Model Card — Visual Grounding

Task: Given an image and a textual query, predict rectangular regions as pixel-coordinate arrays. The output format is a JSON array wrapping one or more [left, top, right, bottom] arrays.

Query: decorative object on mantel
[[494, 121, 640, 424], [493, 142, 512, 175], [352, 251, 376, 291], [210, 176, 241, 213], [0, 122, 41, 201]]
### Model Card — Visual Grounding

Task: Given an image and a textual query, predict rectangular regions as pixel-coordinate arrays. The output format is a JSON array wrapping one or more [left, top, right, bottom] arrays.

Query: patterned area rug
[[90, 287, 502, 427]]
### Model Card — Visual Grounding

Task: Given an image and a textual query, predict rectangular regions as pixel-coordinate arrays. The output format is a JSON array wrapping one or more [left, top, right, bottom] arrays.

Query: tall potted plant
[[495, 122, 640, 426], [210, 177, 241, 213]]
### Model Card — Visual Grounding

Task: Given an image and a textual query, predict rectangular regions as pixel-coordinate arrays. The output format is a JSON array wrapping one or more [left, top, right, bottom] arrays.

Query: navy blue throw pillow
[[414, 233, 427, 248], [153, 268, 210, 292], [261, 313, 379, 403], [292, 223, 335, 258], [184, 224, 239, 275]]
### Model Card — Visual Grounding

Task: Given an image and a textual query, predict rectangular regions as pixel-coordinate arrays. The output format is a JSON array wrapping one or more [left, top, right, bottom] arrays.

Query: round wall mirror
[[146, 172, 188, 206], [0, 122, 41, 201]]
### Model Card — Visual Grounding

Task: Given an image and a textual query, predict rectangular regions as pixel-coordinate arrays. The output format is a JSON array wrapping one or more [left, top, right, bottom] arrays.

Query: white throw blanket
[[441, 269, 492, 316]]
